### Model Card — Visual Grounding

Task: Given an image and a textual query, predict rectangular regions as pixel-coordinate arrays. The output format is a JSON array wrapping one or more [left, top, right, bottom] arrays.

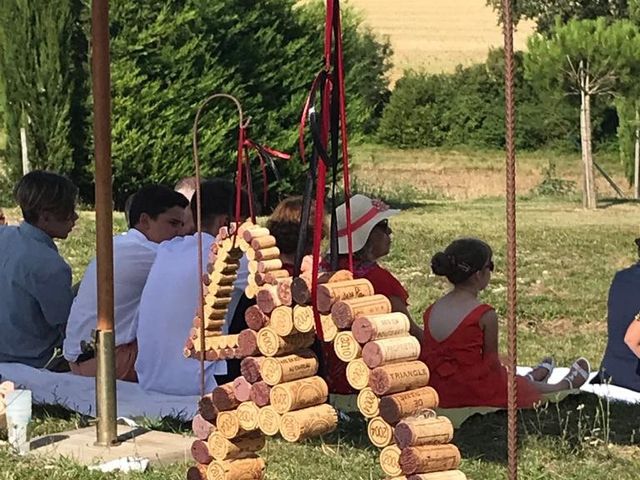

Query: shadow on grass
[[599, 198, 640, 209], [455, 393, 640, 464]]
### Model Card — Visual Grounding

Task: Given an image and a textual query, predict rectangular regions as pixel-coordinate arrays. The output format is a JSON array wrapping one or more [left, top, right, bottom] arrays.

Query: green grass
[[2, 146, 640, 479]]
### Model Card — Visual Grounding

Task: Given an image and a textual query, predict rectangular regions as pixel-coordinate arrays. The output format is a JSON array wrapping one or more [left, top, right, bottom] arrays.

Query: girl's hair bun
[[431, 252, 453, 276]]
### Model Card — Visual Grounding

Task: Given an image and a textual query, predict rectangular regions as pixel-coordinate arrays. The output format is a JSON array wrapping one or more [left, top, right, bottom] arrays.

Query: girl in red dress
[[421, 238, 590, 409]]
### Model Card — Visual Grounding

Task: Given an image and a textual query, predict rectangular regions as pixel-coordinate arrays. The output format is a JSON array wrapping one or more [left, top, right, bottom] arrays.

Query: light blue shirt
[[0, 222, 73, 367]]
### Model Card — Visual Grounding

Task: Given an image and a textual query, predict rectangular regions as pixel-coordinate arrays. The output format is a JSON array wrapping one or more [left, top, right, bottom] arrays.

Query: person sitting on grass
[[0, 208, 6, 226], [422, 237, 591, 409], [594, 237, 640, 392], [135, 179, 250, 395], [0, 171, 78, 371], [64, 185, 189, 382], [323, 194, 422, 396], [267, 196, 324, 275]]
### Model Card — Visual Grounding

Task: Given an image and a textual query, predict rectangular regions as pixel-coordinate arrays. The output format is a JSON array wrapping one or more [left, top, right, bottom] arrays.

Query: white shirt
[[135, 233, 249, 395], [64, 229, 158, 362]]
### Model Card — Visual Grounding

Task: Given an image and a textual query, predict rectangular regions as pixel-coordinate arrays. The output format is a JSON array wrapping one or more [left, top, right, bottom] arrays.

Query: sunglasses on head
[[485, 260, 494, 272], [374, 219, 391, 233]]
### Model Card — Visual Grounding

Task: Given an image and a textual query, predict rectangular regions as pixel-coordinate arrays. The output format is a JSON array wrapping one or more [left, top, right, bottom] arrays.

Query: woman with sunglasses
[[422, 237, 590, 408], [323, 195, 422, 396]]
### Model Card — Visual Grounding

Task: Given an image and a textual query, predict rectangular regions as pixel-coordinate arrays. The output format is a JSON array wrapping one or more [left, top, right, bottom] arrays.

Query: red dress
[[420, 303, 540, 409], [325, 260, 409, 394]]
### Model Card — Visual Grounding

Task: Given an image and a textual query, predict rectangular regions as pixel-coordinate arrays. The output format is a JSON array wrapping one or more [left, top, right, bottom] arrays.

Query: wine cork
[[379, 387, 439, 424], [394, 416, 454, 449], [251, 235, 277, 250], [260, 350, 319, 386], [362, 336, 421, 369], [256, 284, 281, 314], [245, 305, 270, 331], [316, 279, 375, 313], [245, 280, 259, 299], [216, 410, 247, 439], [258, 258, 283, 273], [346, 358, 371, 390], [357, 387, 380, 418], [207, 457, 266, 480], [407, 470, 467, 480], [243, 226, 270, 243], [236, 401, 261, 431], [318, 269, 354, 284], [198, 394, 218, 422], [333, 331, 362, 362], [212, 383, 241, 412], [369, 361, 430, 396], [379, 445, 403, 477], [270, 306, 296, 337], [186, 464, 208, 480], [279, 404, 339, 442], [232, 376, 252, 403], [331, 294, 392, 329], [240, 357, 264, 384], [352, 312, 411, 344], [249, 381, 272, 407], [399, 444, 461, 475], [292, 305, 315, 333], [237, 329, 260, 357], [207, 431, 265, 461], [270, 376, 329, 414], [191, 439, 213, 464], [276, 277, 293, 306], [263, 269, 290, 284], [204, 305, 228, 321], [192, 413, 216, 440], [213, 259, 239, 275], [209, 272, 237, 286], [368, 416, 395, 448], [205, 285, 233, 303], [256, 328, 315, 357], [257, 406, 281, 436], [206, 295, 233, 309], [320, 314, 338, 342], [291, 275, 313, 305], [255, 246, 280, 261]]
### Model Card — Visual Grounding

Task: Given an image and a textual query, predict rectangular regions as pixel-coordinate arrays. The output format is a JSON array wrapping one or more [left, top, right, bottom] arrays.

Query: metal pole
[[91, 0, 117, 446], [502, 1, 518, 479]]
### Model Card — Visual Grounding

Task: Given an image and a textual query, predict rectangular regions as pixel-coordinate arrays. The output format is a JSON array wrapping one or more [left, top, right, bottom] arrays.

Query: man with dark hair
[[0, 171, 78, 369], [64, 185, 189, 381], [135, 179, 250, 394]]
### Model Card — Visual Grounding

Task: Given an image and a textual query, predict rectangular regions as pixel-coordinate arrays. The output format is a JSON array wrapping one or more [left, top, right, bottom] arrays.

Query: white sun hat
[[334, 194, 400, 254]]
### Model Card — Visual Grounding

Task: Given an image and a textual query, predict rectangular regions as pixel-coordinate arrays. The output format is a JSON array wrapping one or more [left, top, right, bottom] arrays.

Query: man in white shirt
[[135, 179, 249, 395], [64, 185, 189, 381]]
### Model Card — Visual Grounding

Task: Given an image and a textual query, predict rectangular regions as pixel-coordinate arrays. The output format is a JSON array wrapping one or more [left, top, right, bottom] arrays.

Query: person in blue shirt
[[0, 171, 78, 370], [595, 238, 640, 391]]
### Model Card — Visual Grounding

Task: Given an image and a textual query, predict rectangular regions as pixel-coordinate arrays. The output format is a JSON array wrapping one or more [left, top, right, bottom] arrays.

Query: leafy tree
[[107, 0, 392, 208], [0, 0, 89, 191], [525, 18, 640, 208], [486, 0, 630, 32]]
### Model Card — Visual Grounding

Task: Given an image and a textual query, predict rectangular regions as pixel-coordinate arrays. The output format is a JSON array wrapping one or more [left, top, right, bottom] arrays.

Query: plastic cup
[[5, 389, 32, 454]]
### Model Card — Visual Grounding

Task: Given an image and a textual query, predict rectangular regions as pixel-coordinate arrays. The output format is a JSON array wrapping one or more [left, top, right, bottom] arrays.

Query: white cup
[[5, 389, 32, 454]]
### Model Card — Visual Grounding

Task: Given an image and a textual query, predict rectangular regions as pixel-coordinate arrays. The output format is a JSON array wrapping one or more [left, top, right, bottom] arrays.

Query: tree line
[[3, 0, 640, 208]]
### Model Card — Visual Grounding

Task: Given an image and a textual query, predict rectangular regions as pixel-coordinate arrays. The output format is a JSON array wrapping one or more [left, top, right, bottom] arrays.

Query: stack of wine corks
[[248, 277, 339, 442], [340, 309, 465, 479], [188, 378, 267, 480]]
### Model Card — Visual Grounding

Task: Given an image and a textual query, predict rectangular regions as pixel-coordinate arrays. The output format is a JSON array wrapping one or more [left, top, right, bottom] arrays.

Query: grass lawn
[[1, 146, 640, 479]]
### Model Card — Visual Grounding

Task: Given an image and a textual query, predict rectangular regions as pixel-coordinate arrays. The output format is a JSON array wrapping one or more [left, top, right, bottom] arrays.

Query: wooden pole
[[91, 0, 117, 446]]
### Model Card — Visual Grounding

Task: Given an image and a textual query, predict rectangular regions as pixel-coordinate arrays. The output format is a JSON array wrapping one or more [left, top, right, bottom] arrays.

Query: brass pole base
[[95, 330, 119, 446]]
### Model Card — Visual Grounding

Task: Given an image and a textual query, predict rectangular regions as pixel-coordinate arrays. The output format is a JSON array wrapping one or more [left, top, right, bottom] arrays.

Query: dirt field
[[346, 0, 535, 80]]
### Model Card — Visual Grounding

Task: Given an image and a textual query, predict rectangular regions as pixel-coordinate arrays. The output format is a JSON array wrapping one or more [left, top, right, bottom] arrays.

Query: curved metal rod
[[192, 93, 244, 396]]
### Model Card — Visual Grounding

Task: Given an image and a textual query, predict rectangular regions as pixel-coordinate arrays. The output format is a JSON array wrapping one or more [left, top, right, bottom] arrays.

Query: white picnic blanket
[[0, 363, 199, 420]]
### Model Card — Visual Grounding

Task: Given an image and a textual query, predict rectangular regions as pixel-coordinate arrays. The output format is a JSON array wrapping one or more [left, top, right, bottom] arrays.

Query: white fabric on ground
[[0, 363, 198, 420]]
